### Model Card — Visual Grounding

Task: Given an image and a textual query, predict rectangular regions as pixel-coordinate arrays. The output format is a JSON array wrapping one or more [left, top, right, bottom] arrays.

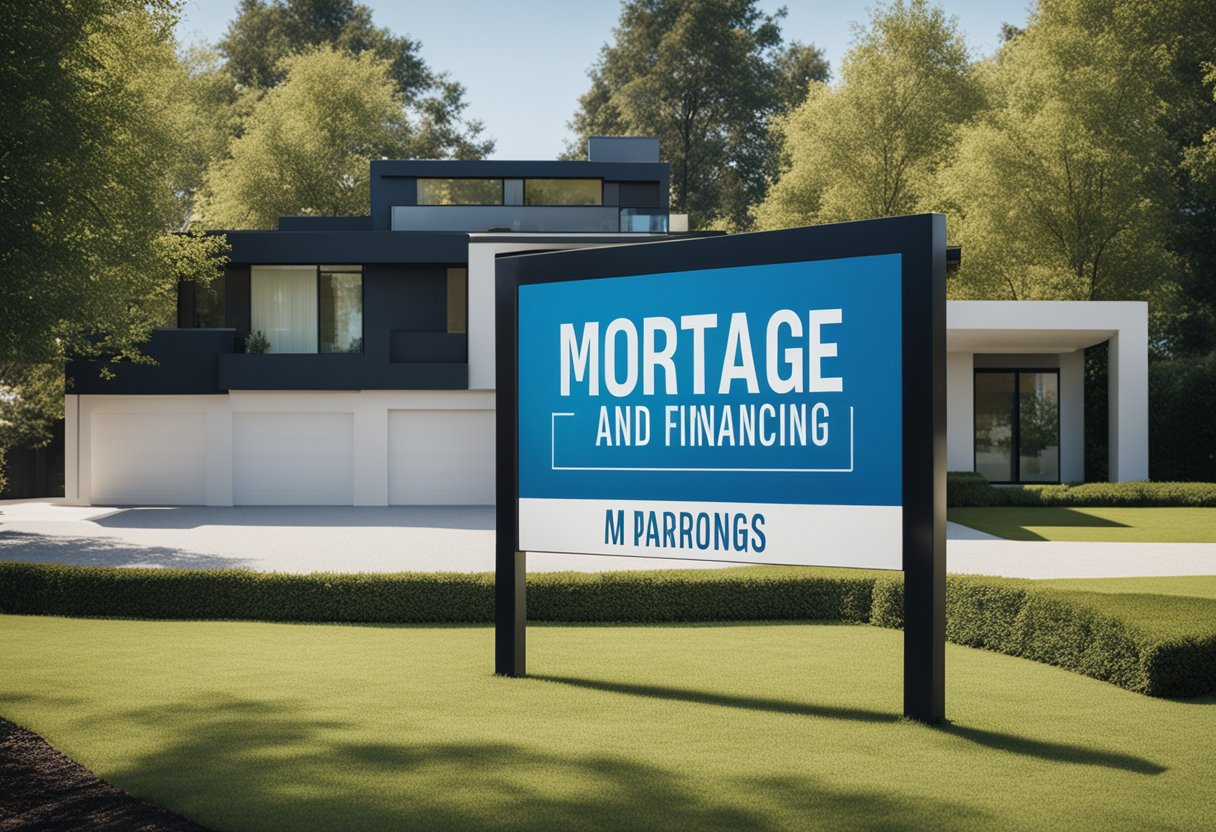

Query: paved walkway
[[2, 499, 1213, 578]]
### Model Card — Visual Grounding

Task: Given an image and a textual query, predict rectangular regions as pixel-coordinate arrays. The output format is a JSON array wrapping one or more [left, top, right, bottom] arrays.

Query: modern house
[[61, 138, 1149, 507]]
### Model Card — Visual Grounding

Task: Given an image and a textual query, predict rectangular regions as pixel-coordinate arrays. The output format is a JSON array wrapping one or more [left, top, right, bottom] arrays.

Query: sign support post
[[902, 214, 947, 723], [495, 267, 526, 677]]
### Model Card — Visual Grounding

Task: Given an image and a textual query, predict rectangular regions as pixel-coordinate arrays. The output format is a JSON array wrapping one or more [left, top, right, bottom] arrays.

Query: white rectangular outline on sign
[[549, 407, 854, 473]]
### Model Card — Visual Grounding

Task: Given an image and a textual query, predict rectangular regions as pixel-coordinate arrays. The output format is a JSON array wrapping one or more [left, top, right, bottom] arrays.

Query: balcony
[[67, 329, 239, 395], [67, 327, 469, 394]]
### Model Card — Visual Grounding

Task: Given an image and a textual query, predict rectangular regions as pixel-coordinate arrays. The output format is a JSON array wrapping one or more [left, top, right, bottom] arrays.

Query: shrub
[[873, 575, 1216, 697], [244, 330, 270, 354], [0, 562, 876, 625], [946, 471, 1216, 507]]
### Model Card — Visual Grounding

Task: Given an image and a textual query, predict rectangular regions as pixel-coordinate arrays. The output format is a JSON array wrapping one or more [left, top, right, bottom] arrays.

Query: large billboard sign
[[495, 216, 946, 722], [517, 255, 902, 569]]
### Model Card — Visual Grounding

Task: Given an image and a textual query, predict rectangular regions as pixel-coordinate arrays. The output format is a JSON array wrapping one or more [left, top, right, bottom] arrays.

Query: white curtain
[[251, 266, 317, 354]]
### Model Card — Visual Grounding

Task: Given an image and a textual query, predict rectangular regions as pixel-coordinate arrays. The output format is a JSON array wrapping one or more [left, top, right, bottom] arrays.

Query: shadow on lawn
[[0, 530, 251, 570], [532, 675, 1166, 775], [951, 507, 1130, 541], [93, 505, 495, 531], [938, 724, 1165, 775], [532, 674, 900, 724], [96, 693, 989, 832]]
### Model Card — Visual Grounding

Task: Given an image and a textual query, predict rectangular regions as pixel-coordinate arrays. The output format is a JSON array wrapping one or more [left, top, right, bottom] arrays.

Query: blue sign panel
[[516, 254, 903, 568]]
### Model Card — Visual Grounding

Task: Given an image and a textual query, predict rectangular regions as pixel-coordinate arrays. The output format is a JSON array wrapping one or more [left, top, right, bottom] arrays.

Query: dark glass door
[[974, 370, 1060, 483]]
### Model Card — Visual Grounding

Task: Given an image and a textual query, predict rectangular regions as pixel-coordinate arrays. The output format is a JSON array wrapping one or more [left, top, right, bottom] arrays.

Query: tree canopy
[[199, 47, 412, 229], [0, 0, 229, 456], [938, 0, 1176, 302], [567, 0, 828, 230], [753, 0, 980, 230], [753, 0, 1216, 358], [218, 0, 492, 160]]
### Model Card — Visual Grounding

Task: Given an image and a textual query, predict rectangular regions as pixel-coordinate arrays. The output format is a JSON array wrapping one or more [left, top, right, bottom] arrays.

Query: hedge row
[[872, 575, 1216, 698], [947, 471, 1216, 507], [0, 562, 874, 625], [1, 561, 1211, 697]]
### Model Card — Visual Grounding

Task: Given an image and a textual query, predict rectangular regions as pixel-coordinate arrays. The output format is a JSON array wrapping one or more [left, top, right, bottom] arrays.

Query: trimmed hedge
[[947, 471, 1216, 507], [873, 575, 1216, 698], [0, 562, 874, 625], [1, 561, 1212, 697]]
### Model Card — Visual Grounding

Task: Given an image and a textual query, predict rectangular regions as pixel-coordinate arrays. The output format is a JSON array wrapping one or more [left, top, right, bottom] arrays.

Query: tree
[[198, 47, 412, 229], [218, 0, 491, 160], [753, 0, 980, 230], [938, 1, 1176, 301], [0, 0, 229, 476], [567, 0, 828, 230], [1173, 64, 1216, 352]]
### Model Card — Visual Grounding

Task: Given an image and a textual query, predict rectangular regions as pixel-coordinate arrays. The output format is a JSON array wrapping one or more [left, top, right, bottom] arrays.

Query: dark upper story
[[68, 137, 676, 395]]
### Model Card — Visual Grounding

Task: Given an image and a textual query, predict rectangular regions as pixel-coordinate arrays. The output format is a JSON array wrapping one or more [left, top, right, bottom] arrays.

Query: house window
[[250, 265, 363, 354], [417, 178, 503, 205], [974, 370, 1060, 483], [177, 274, 226, 328], [446, 268, 467, 333], [524, 179, 602, 205], [320, 267, 363, 353], [194, 275, 226, 327]]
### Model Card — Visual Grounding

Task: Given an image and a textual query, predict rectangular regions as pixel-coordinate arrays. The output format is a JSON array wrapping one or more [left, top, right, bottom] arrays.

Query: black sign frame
[[494, 215, 946, 723]]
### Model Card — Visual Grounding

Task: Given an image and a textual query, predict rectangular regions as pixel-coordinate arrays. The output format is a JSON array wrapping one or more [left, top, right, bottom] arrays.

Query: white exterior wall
[[68, 390, 495, 506], [945, 352, 974, 472], [1108, 318, 1150, 482], [948, 301, 1148, 482]]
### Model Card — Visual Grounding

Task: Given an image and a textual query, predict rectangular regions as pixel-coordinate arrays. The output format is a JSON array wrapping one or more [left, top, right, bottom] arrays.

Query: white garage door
[[389, 410, 494, 505], [234, 412, 353, 505], [91, 412, 207, 505]]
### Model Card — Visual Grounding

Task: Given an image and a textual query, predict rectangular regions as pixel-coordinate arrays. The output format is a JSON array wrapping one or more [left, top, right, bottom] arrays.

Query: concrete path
[[947, 540, 1216, 578], [2, 500, 1213, 578]]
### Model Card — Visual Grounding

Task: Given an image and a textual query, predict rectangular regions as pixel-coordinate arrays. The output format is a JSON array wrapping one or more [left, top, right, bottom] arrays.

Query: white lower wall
[[946, 353, 974, 472], [70, 391, 495, 506]]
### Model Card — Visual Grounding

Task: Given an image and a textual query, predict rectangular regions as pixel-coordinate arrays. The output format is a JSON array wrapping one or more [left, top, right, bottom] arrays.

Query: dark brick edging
[[0, 718, 211, 832]]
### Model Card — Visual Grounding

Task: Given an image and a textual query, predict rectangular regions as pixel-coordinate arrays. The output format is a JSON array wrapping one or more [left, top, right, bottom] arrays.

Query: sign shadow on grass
[[532, 674, 1166, 775]]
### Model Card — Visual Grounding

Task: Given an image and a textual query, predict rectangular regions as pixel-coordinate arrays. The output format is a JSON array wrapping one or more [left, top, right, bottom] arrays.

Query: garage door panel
[[234, 412, 353, 505], [392, 477, 494, 505], [395, 453, 492, 478], [91, 413, 207, 505], [389, 410, 494, 505]]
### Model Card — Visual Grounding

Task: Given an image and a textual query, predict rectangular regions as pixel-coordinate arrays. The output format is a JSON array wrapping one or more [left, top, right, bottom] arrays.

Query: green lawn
[[949, 506, 1216, 542], [1035, 575, 1216, 600], [1, 615, 1213, 831]]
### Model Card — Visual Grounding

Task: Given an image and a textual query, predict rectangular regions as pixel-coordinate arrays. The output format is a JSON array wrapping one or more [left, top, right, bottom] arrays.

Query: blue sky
[[177, 0, 1032, 160]]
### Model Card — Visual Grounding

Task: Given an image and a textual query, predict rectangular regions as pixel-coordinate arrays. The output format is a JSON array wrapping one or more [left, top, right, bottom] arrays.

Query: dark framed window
[[417, 178, 503, 205], [974, 369, 1060, 483], [249, 265, 363, 354], [446, 267, 467, 334], [319, 267, 364, 353], [524, 178, 602, 206], [178, 274, 227, 328]]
